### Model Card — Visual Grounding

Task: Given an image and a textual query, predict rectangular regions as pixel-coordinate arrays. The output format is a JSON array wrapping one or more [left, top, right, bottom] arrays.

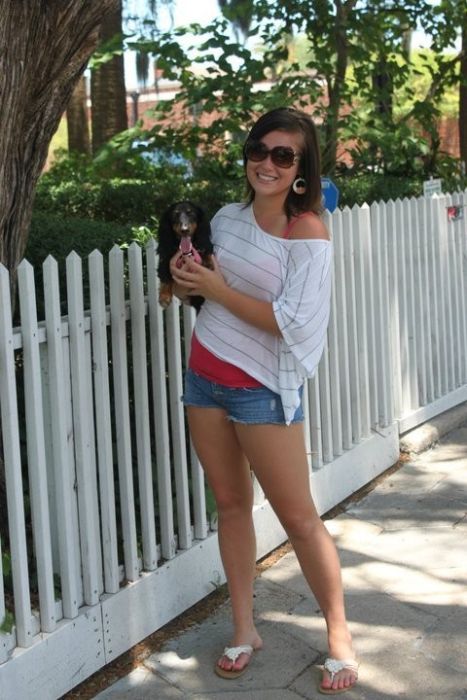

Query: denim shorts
[[183, 369, 304, 425]]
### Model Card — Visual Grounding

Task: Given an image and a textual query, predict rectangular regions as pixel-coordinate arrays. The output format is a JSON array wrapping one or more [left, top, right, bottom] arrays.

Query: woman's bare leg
[[187, 406, 263, 673], [233, 421, 357, 692]]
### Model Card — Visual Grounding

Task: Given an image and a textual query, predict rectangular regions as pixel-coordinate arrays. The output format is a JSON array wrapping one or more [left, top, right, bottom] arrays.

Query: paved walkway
[[94, 423, 467, 700]]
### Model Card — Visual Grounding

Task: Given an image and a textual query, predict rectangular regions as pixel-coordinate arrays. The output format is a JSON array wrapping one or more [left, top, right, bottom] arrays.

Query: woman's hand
[[171, 254, 227, 303], [170, 251, 280, 335], [169, 251, 194, 303]]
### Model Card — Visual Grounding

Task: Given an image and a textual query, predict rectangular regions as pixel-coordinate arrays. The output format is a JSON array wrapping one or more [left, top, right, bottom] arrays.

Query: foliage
[[1, 548, 14, 633], [122, 0, 464, 179], [335, 173, 424, 207], [36, 141, 245, 225], [0, 610, 14, 635], [24, 213, 132, 318], [25, 212, 131, 265], [36, 0, 467, 229], [342, 108, 432, 177]]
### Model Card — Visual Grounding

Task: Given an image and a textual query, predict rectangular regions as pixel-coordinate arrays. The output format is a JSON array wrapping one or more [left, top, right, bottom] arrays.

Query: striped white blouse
[[194, 202, 332, 424]]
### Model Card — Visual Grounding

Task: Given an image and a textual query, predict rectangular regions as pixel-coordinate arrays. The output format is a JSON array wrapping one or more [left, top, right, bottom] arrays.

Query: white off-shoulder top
[[194, 202, 332, 424]]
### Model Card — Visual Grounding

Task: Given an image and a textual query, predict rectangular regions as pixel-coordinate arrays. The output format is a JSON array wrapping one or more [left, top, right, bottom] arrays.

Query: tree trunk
[[91, 0, 128, 153], [67, 75, 91, 154], [321, 0, 357, 174], [460, 12, 467, 169], [0, 0, 119, 552], [0, 0, 118, 280]]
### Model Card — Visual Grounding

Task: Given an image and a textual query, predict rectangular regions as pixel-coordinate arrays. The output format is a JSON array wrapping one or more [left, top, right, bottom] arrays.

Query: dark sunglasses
[[244, 140, 300, 169]]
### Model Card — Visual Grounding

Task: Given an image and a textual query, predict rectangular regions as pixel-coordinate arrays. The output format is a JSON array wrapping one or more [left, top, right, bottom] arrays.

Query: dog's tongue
[[180, 236, 192, 255]]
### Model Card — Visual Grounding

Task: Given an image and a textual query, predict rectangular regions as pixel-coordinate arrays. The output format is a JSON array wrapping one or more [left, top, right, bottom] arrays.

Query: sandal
[[318, 657, 359, 695], [215, 644, 254, 679]]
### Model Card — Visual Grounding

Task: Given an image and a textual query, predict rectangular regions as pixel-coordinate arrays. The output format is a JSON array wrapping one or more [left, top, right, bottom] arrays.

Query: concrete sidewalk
[[93, 424, 467, 700]]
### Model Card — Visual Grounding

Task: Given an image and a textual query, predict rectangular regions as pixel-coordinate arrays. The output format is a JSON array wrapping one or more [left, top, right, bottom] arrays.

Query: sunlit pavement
[[94, 417, 467, 700]]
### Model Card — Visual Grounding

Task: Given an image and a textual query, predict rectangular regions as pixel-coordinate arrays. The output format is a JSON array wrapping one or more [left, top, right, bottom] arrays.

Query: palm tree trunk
[[91, 0, 128, 153], [67, 75, 91, 154], [321, 0, 357, 174]]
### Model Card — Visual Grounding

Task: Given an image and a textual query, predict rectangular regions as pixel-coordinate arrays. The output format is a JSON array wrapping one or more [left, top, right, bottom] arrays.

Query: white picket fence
[[0, 192, 466, 699]]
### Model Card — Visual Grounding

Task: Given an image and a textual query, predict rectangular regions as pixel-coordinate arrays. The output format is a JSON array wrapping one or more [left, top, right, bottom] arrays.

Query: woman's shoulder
[[288, 212, 330, 242], [212, 202, 245, 220], [211, 203, 252, 236]]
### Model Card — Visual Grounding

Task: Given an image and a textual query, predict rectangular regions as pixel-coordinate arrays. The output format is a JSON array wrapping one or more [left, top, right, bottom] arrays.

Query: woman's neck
[[252, 199, 288, 237]]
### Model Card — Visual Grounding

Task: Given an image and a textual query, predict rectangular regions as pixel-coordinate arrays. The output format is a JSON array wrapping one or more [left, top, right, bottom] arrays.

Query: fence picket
[[109, 246, 140, 581], [395, 198, 412, 416], [342, 207, 362, 443], [442, 195, 457, 391], [128, 243, 158, 570], [66, 253, 103, 604], [17, 261, 56, 632], [410, 198, 427, 406], [318, 338, 334, 463], [43, 256, 81, 617], [308, 375, 323, 470], [146, 240, 176, 560], [370, 202, 392, 426], [332, 210, 352, 449], [0, 266, 33, 647], [326, 215, 343, 456], [360, 203, 379, 429], [182, 306, 208, 540], [461, 191, 467, 381], [444, 194, 458, 386], [352, 204, 371, 439], [452, 191, 467, 383], [418, 197, 435, 402], [386, 199, 402, 421], [89, 251, 120, 593], [428, 197, 443, 397], [436, 195, 453, 392], [166, 302, 192, 550]]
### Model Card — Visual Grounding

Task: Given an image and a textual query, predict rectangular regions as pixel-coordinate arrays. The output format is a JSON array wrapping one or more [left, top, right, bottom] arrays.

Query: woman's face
[[245, 129, 303, 200]]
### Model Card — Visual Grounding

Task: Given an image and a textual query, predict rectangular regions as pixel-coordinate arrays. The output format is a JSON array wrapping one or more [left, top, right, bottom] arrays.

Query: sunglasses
[[244, 140, 300, 169]]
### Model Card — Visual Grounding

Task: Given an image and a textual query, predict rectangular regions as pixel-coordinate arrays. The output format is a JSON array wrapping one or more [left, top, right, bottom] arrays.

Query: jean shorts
[[183, 369, 304, 425]]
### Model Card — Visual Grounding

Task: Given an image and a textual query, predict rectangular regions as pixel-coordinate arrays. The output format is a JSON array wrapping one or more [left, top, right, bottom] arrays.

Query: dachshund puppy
[[157, 200, 213, 312]]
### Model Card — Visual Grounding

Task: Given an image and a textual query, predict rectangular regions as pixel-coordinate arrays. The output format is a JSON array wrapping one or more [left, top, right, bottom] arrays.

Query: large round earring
[[292, 177, 306, 195]]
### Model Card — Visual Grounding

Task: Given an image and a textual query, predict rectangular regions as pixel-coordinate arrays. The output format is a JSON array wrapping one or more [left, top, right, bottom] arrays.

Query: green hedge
[[35, 171, 453, 225], [34, 178, 177, 225], [26, 212, 132, 264], [25, 212, 133, 319], [34, 175, 246, 225], [335, 174, 424, 208]]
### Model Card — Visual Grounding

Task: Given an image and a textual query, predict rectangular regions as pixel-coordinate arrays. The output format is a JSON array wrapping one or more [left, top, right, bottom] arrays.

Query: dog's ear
[[157, 207, 173, 246], [194, 215, 213, 254]]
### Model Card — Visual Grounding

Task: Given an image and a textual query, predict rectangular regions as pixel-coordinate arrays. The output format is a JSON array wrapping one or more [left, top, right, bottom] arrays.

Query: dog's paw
[[204, 253, 215, 270], [159, 294, 172, 309]]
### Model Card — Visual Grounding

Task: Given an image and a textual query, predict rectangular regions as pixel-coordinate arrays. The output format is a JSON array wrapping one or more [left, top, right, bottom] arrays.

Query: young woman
[[170, 107, 359, 694]]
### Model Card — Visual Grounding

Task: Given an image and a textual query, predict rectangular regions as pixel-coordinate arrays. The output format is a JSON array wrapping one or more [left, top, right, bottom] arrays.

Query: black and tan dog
[[157, 200, 214, 312]]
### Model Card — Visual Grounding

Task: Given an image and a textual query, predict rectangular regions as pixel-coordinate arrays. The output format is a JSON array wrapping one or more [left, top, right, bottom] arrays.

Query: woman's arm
[[170, 253, 281, 336]]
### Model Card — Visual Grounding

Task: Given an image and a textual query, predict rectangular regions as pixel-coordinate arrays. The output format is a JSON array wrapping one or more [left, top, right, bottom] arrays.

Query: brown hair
[[243, 107, 322, 218]]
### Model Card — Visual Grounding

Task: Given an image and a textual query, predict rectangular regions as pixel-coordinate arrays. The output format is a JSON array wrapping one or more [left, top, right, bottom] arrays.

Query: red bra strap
[[282, 212, 314, 239]]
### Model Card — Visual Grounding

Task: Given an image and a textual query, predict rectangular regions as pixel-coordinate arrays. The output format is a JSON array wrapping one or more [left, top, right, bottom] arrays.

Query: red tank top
[[189, 332, 262, 387]]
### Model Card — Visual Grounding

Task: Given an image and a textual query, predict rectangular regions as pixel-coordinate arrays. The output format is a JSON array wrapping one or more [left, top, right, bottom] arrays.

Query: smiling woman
[[169, 107, 359, 694]]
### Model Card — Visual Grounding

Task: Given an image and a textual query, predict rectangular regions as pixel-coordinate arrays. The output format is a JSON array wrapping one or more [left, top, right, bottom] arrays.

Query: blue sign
[[321, 177, 340, 213]]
